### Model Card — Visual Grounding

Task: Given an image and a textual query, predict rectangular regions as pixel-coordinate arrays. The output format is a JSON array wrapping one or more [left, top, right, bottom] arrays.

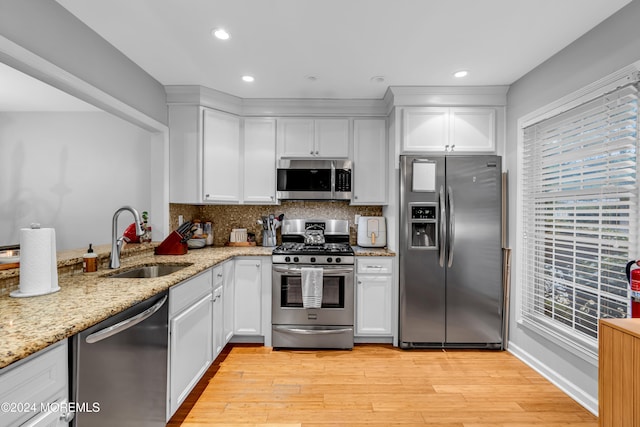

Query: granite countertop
[[352, 246, 396, 256], [0, 245, 271, 369], [0, 243, 395, 369]]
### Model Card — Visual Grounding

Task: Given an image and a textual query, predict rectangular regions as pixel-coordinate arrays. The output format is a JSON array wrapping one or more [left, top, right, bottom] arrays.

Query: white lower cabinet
[[234, 259, 263, 336], [168, 270, 213, 418], [212, 285, 224, 357], [223, 260, 235, 343], [0, 340, 70, 427], [355, 258, 394, 337]]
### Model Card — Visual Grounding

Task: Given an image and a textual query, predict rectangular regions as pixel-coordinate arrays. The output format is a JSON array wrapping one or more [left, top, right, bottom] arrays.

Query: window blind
[[521, 83, 638, 352]]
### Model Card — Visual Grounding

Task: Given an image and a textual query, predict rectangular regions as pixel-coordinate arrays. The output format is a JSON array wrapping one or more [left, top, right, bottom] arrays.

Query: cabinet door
[[223, 260, 235, 343], [449, 107, 495, 152], [352, 119, 387, 205], [356, 275, 392, 336], [277, 118, 314, 157], [243, 118, 277, 203], [212, 286, 224, 358], [234, 259, 262, 335], [168, 105, 203, 203], [402, 107, 448, 152], [0, 341, 68, 427], [169, 294, 213, 416], [315, 119, 349, 157], [202, 109, 241, 202]]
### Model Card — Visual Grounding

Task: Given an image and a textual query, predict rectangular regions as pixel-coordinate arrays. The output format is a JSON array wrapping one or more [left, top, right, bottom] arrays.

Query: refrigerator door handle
[[447, 185, 455, 268], [439, 185, 446, 267]]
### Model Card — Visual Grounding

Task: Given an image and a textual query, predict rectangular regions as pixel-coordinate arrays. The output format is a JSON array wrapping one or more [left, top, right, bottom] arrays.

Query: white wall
[[505, 0, 640, 414], [0, 111, 153, 251]]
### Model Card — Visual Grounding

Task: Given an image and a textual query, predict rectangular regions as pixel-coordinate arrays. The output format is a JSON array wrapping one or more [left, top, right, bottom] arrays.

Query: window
[[520, 79, 638, 356]]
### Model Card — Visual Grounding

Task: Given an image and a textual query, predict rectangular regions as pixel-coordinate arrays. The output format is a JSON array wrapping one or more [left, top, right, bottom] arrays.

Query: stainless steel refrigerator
[[399, 155, 503, 349]]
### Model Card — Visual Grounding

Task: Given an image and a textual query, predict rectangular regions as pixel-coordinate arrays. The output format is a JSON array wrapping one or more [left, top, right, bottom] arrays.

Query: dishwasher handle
[[85, 295, 168, 344]]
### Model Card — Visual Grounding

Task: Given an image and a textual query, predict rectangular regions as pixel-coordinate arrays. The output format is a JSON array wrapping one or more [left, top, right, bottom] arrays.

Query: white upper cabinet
[[243, 118, 277, 204], [352, 119, 387, 205], [277, 118, 349, 158], [203, 109, 241, 202], [402, 107, 496, 153], [314, 119, 350, 157], [449, 108, 496, 152], [168, 106, 277, 204], [402, 107, 448, 152]]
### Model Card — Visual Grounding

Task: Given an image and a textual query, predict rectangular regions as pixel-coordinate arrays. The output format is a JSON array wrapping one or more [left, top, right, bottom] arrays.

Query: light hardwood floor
[[168, 344, 597, 427]]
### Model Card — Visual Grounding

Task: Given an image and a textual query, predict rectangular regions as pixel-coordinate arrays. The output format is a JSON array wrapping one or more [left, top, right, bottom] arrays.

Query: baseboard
[[508, 341, 598, 415]]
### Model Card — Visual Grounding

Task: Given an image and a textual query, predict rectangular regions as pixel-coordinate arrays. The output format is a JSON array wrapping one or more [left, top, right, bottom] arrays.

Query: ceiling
[[54, 0, 631, 100], [0, 0, 632, 111]]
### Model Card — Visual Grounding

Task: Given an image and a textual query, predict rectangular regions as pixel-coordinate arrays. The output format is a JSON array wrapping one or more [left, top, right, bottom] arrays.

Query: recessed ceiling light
[[242, 75, 255, 83], [212, 28, 230, 40], [370, 76, 385, 83], [453, 70, 468, 78]]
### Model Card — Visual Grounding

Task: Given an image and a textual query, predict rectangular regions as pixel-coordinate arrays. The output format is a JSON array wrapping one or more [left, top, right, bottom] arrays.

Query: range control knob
[[336, 257, 341, 263], [284, 256, 291, 262], [327, 257, 333, 263], [310, 257, 316, 263], [293, 257, 299, 263]]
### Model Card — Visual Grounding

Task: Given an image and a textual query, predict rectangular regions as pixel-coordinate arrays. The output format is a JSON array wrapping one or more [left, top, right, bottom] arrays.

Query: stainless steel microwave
[[277, 159, 352, 200]]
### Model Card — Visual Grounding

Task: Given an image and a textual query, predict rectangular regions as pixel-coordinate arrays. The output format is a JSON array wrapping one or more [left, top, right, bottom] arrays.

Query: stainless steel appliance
[[399, 155, 503, 349], [272, 219, 354, 349], [72, 292, 168, 426], [277, 159, 352, 200]]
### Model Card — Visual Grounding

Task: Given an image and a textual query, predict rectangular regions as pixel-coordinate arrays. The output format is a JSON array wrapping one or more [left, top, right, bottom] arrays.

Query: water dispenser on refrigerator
[[410, 204, 437, 249]]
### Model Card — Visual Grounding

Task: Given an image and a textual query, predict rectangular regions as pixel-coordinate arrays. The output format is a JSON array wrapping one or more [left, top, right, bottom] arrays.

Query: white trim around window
[[515, 61, 640, 361]]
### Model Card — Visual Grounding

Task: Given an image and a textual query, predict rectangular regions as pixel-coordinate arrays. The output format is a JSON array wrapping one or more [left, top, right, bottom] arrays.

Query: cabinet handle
[[310, 150, 314, 155], [315, 151, 319, 155], [205, 194, 210, 198], [444, 145, 450, 151], [354, 196, 358, 200], [217, 273, 223, 277], [451, 144, 455, 151], [358, 281, 362, 284], [256, 263, 260, 268]]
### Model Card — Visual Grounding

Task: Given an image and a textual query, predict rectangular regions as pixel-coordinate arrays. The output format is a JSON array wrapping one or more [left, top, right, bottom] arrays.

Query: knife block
[[154, 231, 188, 255]]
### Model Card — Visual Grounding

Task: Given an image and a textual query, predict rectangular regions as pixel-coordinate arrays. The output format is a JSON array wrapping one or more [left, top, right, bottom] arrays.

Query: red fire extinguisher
[[625, 260, 640, 318]]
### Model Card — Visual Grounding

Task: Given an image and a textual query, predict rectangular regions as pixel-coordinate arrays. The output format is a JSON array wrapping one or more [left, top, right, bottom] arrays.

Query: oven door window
[[280, 275, 344, 308]]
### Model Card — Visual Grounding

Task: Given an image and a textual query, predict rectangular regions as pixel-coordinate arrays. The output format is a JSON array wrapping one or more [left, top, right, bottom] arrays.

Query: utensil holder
[[262, 230, 276, 247]]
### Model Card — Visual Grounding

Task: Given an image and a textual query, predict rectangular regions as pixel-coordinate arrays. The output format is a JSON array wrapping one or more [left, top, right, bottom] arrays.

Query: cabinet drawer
[[213, 265, 224, 287], [357, 258, 393, 274], [0, 341, 68, 427], [170, 270, 212, 316]]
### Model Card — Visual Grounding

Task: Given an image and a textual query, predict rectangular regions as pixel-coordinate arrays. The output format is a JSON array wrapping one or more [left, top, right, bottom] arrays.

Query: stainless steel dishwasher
[[71, 291, 168, 427]]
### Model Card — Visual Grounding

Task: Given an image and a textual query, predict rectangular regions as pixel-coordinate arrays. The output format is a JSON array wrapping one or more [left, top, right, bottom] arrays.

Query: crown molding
[[165, 85, 388, 117], [165, 84, 510, 117], [388, 85, 509, 107]]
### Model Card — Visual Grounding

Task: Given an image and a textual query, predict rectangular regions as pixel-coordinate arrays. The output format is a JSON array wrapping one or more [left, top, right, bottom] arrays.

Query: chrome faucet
[[109, 206, 144, 269]]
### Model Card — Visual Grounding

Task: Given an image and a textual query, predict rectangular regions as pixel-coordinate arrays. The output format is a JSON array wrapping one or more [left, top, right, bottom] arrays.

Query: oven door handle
[[272, 265, 353, 275], [277, 327, 354, 335]]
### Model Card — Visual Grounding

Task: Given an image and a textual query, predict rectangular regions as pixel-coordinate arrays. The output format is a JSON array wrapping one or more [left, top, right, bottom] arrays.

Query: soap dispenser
[[83, 244, 98, 273]]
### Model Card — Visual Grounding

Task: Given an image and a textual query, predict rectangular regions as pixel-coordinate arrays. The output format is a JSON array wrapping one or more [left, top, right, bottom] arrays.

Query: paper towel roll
[[11, 227, 60, 297]]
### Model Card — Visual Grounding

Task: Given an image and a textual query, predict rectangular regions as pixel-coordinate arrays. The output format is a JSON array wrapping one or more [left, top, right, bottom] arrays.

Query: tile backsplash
[[169, 202, 383, 246]]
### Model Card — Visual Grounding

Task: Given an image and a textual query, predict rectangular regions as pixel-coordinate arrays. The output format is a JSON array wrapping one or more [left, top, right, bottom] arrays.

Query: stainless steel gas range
[[271, 219, 354, 349]]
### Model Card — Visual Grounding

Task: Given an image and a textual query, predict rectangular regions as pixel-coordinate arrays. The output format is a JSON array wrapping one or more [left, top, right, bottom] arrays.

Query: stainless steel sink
[[104, 263, 193, 278]]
